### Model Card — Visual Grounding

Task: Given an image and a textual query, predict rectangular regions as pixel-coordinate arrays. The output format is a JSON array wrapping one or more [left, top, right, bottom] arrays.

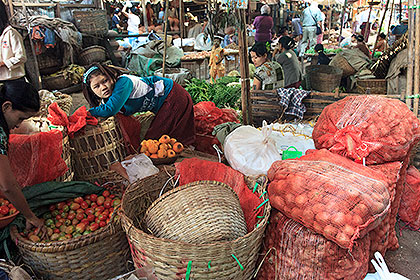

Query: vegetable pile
[[305, 47, 343, 55], [22, 191, 120, 243], [0, 197, 17, 218], [185, 76, 241, 110]]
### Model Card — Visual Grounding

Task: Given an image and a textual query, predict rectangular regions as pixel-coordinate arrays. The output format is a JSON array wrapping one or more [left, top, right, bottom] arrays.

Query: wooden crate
[[250, 90, 285, 126], [355, 79, 387, 95], [180, 58, 209, 80]]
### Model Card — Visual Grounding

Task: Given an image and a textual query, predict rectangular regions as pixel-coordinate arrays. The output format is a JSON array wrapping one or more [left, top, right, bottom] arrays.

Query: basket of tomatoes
[[0, 197, 19, 229], [140, 135, 184, 165], [10, 190, 130, 280]]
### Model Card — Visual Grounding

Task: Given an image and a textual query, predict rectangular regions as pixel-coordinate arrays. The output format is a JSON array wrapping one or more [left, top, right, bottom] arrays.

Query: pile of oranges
[[140, 135, 184, 159]]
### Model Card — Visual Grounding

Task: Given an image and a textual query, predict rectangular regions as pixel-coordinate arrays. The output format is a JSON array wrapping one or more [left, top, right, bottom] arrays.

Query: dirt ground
[[69, 92, 419, 279]]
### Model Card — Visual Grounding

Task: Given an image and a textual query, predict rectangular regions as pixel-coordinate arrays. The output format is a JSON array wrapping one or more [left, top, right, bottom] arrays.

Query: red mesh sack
[[399, 165, 420, 230], [194, 134, 220, 155], [193, 101, 239, 135], [268, 149, 391, 250], [114, 113, 142, 154], [313, 96, 420, 164], [257, 210, 370, 280], [8, 130, 67, 187], [175, 158, 265, 232]]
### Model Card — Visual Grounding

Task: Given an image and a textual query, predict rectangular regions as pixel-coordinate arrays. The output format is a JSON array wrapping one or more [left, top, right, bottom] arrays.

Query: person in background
[[157, 7, 164, 24], [299, 0, 323, 57], [314, 43, 330, 65], [209, 36, 225, 82], [168, 1, 180, 31], [274, 36, 302, 89], [316, 6, 326, 44], [122, 5, 140, 47], [111, 8, 124, 33], [392, 18, 408, 41], [375, 33, 389, 52], [353, 34, 371, 59], [82, 64, 195, 145], [278, 27, 289, 38], [223, 26, 238, 47], [252, 5, 274, 44], [146, 2, 155, 27], [0, 81, 46, 236], [250, 42, 284, 90], [0, 1, 26, 82]]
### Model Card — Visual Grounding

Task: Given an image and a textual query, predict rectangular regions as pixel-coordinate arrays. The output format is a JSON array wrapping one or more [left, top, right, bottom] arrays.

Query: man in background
[[299, 0, 323, 57]]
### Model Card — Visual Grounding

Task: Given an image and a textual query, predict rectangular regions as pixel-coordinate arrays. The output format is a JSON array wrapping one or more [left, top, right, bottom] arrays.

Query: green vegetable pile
[[185, 76, 241, 109], [305, 48, 343, 55]]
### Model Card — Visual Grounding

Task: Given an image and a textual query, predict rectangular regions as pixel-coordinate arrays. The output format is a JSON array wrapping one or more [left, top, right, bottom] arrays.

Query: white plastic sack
[[224, 121, 282, 176], [194, 33, 212, 51], [364, 252, 410, 280], [270, 123, 315, 155], [121, 154, 159, 183]]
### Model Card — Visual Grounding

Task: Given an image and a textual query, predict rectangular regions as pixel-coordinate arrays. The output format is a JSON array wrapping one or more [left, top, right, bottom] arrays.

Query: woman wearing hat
[[252, 5, 274, 44], [209, 35, 225, 82]]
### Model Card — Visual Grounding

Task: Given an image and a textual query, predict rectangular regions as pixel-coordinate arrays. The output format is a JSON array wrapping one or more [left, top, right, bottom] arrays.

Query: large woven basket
[[42, 74, 73, 91], [355, 78, 387, 94], [70, 117, 127, 184], [79, 46, 107, 66], [10, 202, 130, 279], [73, 10, 108, 36], [37, 90, 73, 117], [120, 166, 271, 280], [54, 133, 74, 182], [132, 111, 155, 141], [144, 181, 247, 244], [329, 54, 356, 77], [250, 90, 285, 126], [306, 65, 343, 92]]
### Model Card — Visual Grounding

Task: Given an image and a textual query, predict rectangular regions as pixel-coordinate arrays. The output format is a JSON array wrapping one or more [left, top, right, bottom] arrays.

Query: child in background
[[314, 44, 331, 65], [209, 36, 225, 83]]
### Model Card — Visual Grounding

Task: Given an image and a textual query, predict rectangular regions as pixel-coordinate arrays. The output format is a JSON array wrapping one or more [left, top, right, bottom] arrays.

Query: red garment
[[114, 113, 142, 154], [48, 103, 98, 138], [145, 82, 195, 145]]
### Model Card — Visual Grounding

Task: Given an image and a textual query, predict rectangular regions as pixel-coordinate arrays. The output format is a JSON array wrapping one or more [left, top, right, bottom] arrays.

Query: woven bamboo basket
[[70, 117, 127, 184], [10, 192, 130, 280], [120, 166, 271, 280], [42, 74, 73, 91], [355, 78, 387, 95], [73, 10, 108, 36], [306, 65, 343, 92], [133, 111, 155, 141], [79, 46, 107, 66], [250, 90, 285, 126], [144, 181, 247, 244], [329, 54, 356, 77], [37, 53, 62, 75], [37, 90, 73, 117]]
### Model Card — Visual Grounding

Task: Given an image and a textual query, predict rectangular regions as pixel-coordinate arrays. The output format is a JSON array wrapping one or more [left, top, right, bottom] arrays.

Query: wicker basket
[[42, 74, 73, 91], [73, 10, 108, 36], [120, 167, 271, 280], [54, 133, 74, 182], [250, 90, 285, 126], [10, 209, 130, 279], [329, 54, 356, 77], [37, 53, 62, 75], [144, 181, 247, 244], [37, 90, 73, 117], [79, 46, 107, 66], [70, 117, 127, 184], [306, 65, 343, 92], [355, 78, 387, 94], [132, 112, 155, 141]]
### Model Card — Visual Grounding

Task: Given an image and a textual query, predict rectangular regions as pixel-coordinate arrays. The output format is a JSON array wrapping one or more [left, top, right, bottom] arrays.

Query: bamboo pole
[[142, 0, 148, 33], [7, 0, 13, 17], [162, 0, 170, 76], [364, 4, 373, 42], [372, 0, 391, 52], [405, 0, 414, 103], [238, 9, 251, 125], [385, 0, 395, 48], [339, 0, 348, 43], [179, 0, 184, 45], [413, 1, 420, 116]]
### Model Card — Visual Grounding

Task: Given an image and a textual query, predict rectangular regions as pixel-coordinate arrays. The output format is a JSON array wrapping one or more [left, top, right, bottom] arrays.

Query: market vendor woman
[[82, 64, 195, 145], [0, 80, 45, 234]]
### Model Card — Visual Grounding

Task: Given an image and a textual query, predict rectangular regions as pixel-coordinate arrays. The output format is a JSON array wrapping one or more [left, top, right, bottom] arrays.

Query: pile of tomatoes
[[0, 197, 17, 218], [22, 190, 121, 243]]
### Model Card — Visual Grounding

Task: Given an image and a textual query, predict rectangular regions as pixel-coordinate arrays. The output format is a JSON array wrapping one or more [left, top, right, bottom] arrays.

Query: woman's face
[[2, 102, 35, 130], [250, 51, 267, 67], [90, 74, 113, 99]]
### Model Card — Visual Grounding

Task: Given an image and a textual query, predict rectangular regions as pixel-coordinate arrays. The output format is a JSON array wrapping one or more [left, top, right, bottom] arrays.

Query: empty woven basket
[[144, 181, 247, 244]]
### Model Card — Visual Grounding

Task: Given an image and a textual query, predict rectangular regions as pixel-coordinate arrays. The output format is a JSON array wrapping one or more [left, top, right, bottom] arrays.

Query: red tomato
[[91, 202, 97, 208], [90, 223, 99, 232], [76, 209, 84, 215], [56, 202, 66, 210], [65, 233, 72, 239], [8, 207, 17, 215], [76, 213, 84, 221], [99, 214, 107, 221], [67, 213, 76, 220], [55, 221, 63, 228], [80, 201, 89, 209], [109, 194, 116, 199], [71, 219, 79, 226], [102, 190, 110, 197], [49, 205, 56, 211], [95, 217, 100, 224], [70, 203, 80, 210], [96, 196, 105, 206], [89, 194, 98, 202], [0, 205, 9, 215], [104, 200, 112, 209], [99, 221, 107, 228], [81, 218, 90, 225], [84, 200, 91, 206], [84, 195, 90, 201], [97, 206, 105, 213], [75, 223, 87, 233], [53, 228, 60, 234], [109, 207, 114, 214], [58, 218, 66, 224], [102, 209, 110, 217], [87, 214, 95, 222], [85, 208, 94, 216], [55, 215, 61, 221], [74, 197, 84, 204]]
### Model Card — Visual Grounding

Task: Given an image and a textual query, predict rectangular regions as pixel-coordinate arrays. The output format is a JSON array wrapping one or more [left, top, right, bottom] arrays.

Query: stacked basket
[[120, 166, 271, 279], [37, 90, 73, 117]]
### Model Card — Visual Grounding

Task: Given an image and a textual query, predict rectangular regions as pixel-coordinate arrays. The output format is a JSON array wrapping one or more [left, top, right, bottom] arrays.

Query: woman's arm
[[89, 77, 133, 117], [0, 155, 45, 233], [3, 29, 26, 70], [253, 77, 262, 90], [122, 5, 129, 17]]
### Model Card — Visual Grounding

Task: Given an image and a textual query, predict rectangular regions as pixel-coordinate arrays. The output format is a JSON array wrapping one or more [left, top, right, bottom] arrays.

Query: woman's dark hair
[[0, 80, 40, 134], [379, 33, 386, 39], [82, 63, 122, 107], [355, 34, 365, 42], [279, 36, 295, 50], [0, 1, 10, 35], [314, 43, 324, 53], [250, 42, 271, 57]]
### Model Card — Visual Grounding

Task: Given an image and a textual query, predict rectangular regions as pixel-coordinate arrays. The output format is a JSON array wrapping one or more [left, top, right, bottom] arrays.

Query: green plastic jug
[[282, 146, 303, 160]]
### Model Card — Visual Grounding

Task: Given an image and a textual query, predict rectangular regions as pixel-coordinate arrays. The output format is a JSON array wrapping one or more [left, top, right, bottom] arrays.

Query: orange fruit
[[144, 151, 151, 157], [147, 143, 159, 154], [140, 145, 148, 153], [150, 154, 159, 159], [159, 135, 171, 144], [159, 143, 168, 151], [157, 149, 168, 158], [167, 149, 176, 158], [169, 138, 177, 146], [173, 142, 184, 153]]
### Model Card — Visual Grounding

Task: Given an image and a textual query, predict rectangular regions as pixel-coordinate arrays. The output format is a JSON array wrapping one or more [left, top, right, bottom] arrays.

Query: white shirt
[[0, 26, 26, 81], [127, 13, 140, 33]]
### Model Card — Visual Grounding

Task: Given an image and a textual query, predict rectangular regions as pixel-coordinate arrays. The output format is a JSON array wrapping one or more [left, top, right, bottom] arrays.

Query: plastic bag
[[364, 252, 410, 280], [121, 154, 159, 183], [270, 123, 315, 155], [224, 121, 282, 176]]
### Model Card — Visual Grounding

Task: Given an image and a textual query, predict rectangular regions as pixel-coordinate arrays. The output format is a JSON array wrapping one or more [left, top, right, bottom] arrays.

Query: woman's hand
[[26, 215, 47, 239]]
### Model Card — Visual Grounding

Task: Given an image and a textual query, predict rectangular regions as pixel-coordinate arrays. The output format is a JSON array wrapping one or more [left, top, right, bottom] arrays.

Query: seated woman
[[273, 36, 302, 88], [375, 33, 389, 52], [352, 34, 371, 59], [314, 43, 331, 65], [82, 64, 195, 145], [250, 42, 284, 90]]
